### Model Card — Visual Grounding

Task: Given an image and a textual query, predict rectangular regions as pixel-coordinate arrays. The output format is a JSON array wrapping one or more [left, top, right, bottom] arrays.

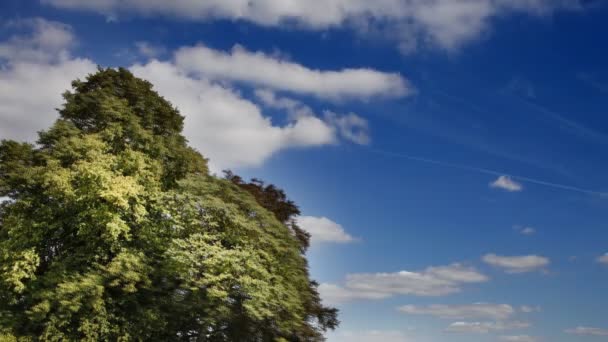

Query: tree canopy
[[0, 68, 337, 341]]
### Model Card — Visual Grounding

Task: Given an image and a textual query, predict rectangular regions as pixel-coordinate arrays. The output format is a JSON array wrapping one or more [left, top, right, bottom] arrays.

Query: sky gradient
[[1, 1, 608, 341]]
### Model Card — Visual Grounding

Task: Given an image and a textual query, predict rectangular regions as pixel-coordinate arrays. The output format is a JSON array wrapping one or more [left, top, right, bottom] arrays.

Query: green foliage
[[223, 171, 311, 252], [0, 68, 337, 341]]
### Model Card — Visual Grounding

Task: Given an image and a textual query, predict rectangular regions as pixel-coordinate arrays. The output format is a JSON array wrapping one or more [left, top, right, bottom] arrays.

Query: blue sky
[[2, 1, 608, 341]]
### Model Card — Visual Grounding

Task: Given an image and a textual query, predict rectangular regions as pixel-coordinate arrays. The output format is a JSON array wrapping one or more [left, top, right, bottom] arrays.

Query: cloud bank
[[43, 0, 583, 53], [0, 19, 394, 172]]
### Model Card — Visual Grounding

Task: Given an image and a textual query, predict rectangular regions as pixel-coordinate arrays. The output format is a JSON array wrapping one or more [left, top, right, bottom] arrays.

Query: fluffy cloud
[[499, 335, 538, 342], [0, 18, 75, 63], [135, 42, 390, 171], [1, 17, 386, 172], [565, 326, 608, 336], [491, 176, 523, 192], [173, 44, 409, 100], [131, 60, 337, 172], [445, 321, 529, 334], [398, 303, 515, 320], [43, 0, 583, 52], [319, 263, 488, 304], [482, 254, 549, 273], [295, 216, 356, 244], [0, 18, 96, 142], [597, 253, 608, 264]]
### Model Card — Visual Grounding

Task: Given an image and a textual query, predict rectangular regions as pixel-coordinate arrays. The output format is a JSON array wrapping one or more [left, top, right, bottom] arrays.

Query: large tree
[[0, 68, 337, 341]]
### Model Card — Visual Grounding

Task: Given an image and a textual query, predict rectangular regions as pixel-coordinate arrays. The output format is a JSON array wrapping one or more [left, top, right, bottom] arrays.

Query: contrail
[[367, 147, 607, 197]]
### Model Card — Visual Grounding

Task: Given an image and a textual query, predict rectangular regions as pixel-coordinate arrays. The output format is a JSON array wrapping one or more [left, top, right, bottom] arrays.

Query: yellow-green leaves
[[1, 248, 39, 294], [105, 250, 151, 293]]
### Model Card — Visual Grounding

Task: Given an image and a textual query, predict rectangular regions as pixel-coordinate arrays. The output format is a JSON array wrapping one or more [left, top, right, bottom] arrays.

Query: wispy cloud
[[367, 148, 608, 197], [597, 253, 608, 265], [320, 263, 488, 304], [505, 76, 536, 99], [255, 89, 370, 145], [514, 225, 536, 235], [577, 72, 608, 93], [445, 321, 530, 334], [482, 254, 549, 274], [520, 306, 541, 313], [520, 98, 608, 146], [325, 329, 413, 342], [565, 326, 608, 336], [499, 335, 538, 342], [135, 41, 166, 58], [398, 303, 515, 320]]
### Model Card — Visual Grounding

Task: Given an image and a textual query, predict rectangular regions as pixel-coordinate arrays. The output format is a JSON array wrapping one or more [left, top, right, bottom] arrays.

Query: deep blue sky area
[[2, 1, 608, 341]]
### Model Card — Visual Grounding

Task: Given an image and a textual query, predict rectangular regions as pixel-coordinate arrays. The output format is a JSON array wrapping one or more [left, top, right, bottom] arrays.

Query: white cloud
[[1, 18, 384, 172], [319, 263, 488, 304], [0, 18, 75, 63], [482, 254, 549, 273], [173, 44, 410, 100], [398, 303, 515, 320], [317, 283, 388, 304], [131, 60, 337, 172], [326, 330, 412, 342], [565, 326, 608, 336], [499, 335, 538, 342], [445, 321, 529, 334], [133, 48, 384, 171], [0, 18, 96, 142], [43, 0, 582, 52], [296, 216, 356, 244], [254, 88, 311, 116], [254, 89, 371, 145], [520, 305, 541, 313], [490, 176, 523, 192], [324, 111, 370, 145], [520, 227, 536, 235], [597, 253, 608, 264], [135, 41, 166, 58], [513, 225, 536, 235]]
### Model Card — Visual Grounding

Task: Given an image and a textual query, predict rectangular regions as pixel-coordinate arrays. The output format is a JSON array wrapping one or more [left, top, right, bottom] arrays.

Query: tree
[[223, 171, 311, 253], [0, 68, 337, 341]]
